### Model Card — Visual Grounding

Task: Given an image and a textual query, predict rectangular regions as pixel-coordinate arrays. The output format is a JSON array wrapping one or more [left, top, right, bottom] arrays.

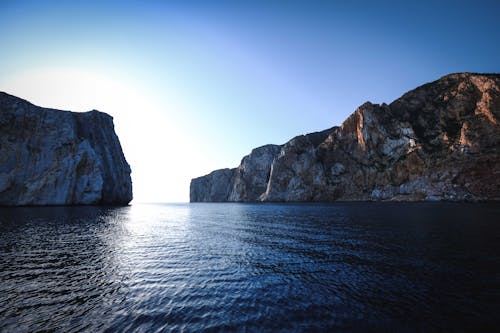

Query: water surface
[[1, 203, 499, 332]]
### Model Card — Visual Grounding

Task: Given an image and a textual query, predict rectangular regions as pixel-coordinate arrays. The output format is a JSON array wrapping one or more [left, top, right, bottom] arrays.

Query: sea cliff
[[191, 73, 500, 202], [0, 92, 132, 205]]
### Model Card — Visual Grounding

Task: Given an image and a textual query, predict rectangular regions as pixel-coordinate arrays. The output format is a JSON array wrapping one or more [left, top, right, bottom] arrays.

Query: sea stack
[[0, 92, 133, 206], [191, 73, 500, 202]]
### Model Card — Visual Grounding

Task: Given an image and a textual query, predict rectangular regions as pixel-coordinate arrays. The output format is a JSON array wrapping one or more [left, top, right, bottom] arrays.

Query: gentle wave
[[0, 203, 499, 332]]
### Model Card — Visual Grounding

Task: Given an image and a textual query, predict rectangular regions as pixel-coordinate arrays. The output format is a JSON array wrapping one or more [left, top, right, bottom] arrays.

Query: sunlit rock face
[[191, 73, 500, 202], [0, 92, 132, 206]]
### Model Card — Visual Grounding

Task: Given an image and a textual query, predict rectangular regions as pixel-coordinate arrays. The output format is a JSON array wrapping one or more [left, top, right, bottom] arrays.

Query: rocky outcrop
[[190, 144, 282, 202], [190, 168, 235, 202], [229, 144, 282, 201], [190, 73, 500, 202], [0, 92, 132, 206]]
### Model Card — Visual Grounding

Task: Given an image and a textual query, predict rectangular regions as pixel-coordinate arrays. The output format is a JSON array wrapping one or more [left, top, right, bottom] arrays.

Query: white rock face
[[0, 92, 132, 206]]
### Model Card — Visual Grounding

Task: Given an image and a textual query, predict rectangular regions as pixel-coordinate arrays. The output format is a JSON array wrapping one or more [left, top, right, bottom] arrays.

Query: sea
[[0, 202, 499, 332]]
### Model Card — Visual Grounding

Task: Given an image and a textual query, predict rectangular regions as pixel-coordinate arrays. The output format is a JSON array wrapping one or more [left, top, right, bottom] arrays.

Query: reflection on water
[[0, 203, 499, 332]]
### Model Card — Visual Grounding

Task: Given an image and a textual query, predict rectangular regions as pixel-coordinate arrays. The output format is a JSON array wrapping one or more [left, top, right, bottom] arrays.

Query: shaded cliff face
[[190, 168, 234, 202], [0, 92, 132, 206], [190, 73, 500, 202], [190, 144, 282, 202], [229, 144, 282, 201]]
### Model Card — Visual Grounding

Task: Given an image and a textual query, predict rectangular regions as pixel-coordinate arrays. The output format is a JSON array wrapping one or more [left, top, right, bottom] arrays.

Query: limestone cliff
[[0, 92, 132, 206], [190, 73, 500, 202]]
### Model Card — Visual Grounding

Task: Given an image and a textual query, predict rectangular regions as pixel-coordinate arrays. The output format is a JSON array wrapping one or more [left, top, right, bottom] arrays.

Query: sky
[[1, 0, 499, 202]]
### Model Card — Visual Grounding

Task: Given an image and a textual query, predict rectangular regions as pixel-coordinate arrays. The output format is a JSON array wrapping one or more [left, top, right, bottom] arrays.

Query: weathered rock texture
[[0, 92, 132, 206], [191, 73, 500, 202]]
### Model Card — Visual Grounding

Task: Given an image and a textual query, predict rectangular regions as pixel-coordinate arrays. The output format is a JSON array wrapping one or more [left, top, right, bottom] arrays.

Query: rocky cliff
[[0, 92, 132, 206], [190, 73, 500, 202]]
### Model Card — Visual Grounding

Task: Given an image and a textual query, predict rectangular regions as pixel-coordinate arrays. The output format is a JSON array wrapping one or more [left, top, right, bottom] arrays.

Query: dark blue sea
[[1, 203, 499, 332]]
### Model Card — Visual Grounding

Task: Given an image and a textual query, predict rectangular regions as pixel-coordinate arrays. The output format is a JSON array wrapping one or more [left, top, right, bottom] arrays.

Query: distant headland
[[0, 92, 132, 206], [191, 73, 500, 202]]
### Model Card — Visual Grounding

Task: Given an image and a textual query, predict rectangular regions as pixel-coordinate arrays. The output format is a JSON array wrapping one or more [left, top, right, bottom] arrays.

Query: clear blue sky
[[1, 0, 499, 202]]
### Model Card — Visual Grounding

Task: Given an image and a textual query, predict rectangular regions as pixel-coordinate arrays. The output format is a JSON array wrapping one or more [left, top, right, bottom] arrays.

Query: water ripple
[[0, 203, 499, 332]]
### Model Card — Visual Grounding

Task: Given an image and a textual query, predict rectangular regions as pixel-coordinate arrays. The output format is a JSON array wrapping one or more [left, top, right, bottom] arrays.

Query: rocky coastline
[[191, 73, 500, 202], [0, 92, 132, 206]]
